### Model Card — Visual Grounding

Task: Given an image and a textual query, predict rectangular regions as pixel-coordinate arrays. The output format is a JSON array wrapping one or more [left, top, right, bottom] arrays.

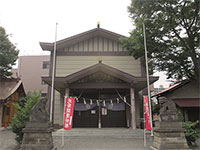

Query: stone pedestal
[[20, 98, 54, 150], [21, 123, 54, 150], [151, 121, 188, 150]]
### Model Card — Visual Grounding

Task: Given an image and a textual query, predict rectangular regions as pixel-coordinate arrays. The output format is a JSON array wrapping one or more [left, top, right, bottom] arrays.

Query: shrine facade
[[40, 25, 158, 129]]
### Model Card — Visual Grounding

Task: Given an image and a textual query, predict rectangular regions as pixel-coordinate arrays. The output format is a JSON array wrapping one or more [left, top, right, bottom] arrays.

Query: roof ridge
[[40, 27, 126, 51]]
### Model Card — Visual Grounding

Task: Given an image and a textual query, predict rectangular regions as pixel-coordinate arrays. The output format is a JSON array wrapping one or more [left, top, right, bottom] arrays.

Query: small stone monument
[[151, 97, 188, 150], [21, 98, 54, 150]]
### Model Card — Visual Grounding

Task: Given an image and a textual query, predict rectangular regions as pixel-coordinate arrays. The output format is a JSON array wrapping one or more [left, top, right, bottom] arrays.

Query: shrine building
[[40, 24, 158, 129]]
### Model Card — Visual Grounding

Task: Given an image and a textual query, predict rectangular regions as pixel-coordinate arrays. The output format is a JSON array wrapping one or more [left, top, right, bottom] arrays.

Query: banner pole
[[62, 96, 66, 148], [143, 96, 146, 147], [50, 23, 58, 124], [143, 22, 153, 136]]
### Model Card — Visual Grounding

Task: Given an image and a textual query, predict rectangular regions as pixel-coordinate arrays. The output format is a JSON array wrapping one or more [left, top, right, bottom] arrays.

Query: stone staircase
[[53, 128, 152, 138], [52, 128, 152, 150]]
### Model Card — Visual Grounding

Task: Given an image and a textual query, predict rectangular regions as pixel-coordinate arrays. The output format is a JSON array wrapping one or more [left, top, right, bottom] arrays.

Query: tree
[[11, 91, 40, 144], [0, 26, 19, 79], [122, 0, 200, 81]]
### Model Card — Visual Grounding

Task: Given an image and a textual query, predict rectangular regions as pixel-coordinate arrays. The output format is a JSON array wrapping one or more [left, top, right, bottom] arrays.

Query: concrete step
[[52, 128, 153, 150], [53, 128, 151, 139]]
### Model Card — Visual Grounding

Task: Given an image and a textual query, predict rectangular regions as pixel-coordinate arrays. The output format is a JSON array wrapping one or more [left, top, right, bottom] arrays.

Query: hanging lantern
[[117, 98, 119, 103]]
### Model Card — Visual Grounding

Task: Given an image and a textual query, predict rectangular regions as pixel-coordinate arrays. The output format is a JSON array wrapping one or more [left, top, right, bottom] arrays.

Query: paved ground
[[1, 127, 199, 150], [53, 128, 153, 150], [0, 128, 17, 150], [0, 128, 152, 150]]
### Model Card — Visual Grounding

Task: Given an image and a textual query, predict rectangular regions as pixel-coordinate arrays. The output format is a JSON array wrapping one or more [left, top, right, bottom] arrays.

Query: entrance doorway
[[72, 89, 128, 128], [73, 104, 126, 128]]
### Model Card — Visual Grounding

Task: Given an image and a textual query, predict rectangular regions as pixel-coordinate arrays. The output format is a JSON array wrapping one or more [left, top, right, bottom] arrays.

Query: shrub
[[176, 107, 184, 122], [11, 91, 40, 144], [182, 120, 200, 148], [152, 103, 160, 115]]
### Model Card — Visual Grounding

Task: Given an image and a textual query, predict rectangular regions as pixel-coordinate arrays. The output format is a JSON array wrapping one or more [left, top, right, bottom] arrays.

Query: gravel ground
[[0, 128, 18, 150]]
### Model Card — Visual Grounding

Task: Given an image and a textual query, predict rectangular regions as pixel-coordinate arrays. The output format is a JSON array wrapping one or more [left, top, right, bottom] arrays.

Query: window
[[42, 61, 50, 69]]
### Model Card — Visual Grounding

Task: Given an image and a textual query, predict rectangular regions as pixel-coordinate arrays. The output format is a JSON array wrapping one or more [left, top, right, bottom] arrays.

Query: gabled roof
[[152, 79, 191, 97], [173, 98, 200, 107], [40, 27, 126, 51], [42, 62, 158, 91], [0, 79, 24, 100]]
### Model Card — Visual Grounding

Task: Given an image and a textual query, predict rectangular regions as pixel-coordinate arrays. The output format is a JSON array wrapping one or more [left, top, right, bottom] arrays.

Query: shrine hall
[[40, 24, 158, 129]]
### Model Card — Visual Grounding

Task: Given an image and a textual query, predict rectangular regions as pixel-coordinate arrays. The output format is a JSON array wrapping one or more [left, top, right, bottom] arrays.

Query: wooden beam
[[70, 83, 130, 89]]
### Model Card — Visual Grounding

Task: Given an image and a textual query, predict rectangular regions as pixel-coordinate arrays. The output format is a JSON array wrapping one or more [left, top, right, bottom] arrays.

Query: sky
[[0, 0, 171, 87]]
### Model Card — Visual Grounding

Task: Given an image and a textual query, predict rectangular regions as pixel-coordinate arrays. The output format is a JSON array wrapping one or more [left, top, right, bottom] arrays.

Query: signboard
[[91, 110, 96, 114], [102, 108, 107, 115], [63, 97, 75, 130], [144, 96, 152, 130]]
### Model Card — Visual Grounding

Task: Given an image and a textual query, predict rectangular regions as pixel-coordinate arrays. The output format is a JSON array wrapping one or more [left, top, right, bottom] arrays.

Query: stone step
[[53, 128, 151, 139], [52, 128, 153, 150]]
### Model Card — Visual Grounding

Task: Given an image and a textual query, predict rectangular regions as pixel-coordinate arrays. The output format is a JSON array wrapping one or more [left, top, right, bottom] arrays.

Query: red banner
[[144, 96, 152, 130], [64, 97, 75, 130]]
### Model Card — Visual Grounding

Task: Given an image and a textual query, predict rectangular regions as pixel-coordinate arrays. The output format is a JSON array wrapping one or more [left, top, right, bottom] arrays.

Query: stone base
[[151, 121, 188, 150], [21, 125, 54, 150]]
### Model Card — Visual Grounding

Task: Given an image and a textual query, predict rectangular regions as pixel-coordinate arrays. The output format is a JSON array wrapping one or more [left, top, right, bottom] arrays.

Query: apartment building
[[18, 55, 50, 97]]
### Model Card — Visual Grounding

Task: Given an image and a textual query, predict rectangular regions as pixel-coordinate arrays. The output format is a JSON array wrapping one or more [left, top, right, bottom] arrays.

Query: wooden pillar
[[65, 88, 70, 97], [130, 88, 136, 130]]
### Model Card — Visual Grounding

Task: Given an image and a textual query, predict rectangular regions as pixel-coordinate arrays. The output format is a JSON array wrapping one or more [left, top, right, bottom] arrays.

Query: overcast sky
[[0, 0, 171, 87], [0, 0, 133, 55]]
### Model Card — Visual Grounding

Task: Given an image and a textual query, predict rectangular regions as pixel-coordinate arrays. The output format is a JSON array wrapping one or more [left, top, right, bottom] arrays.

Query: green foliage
[[122, 0, 200, 81], [182, 120, 200, 148], [0, 26, 19, 79], [177, 107, 184, 122], [176, 108, 199, 148], [11, 91, 40, 144], [152, 103, 160, 115]]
